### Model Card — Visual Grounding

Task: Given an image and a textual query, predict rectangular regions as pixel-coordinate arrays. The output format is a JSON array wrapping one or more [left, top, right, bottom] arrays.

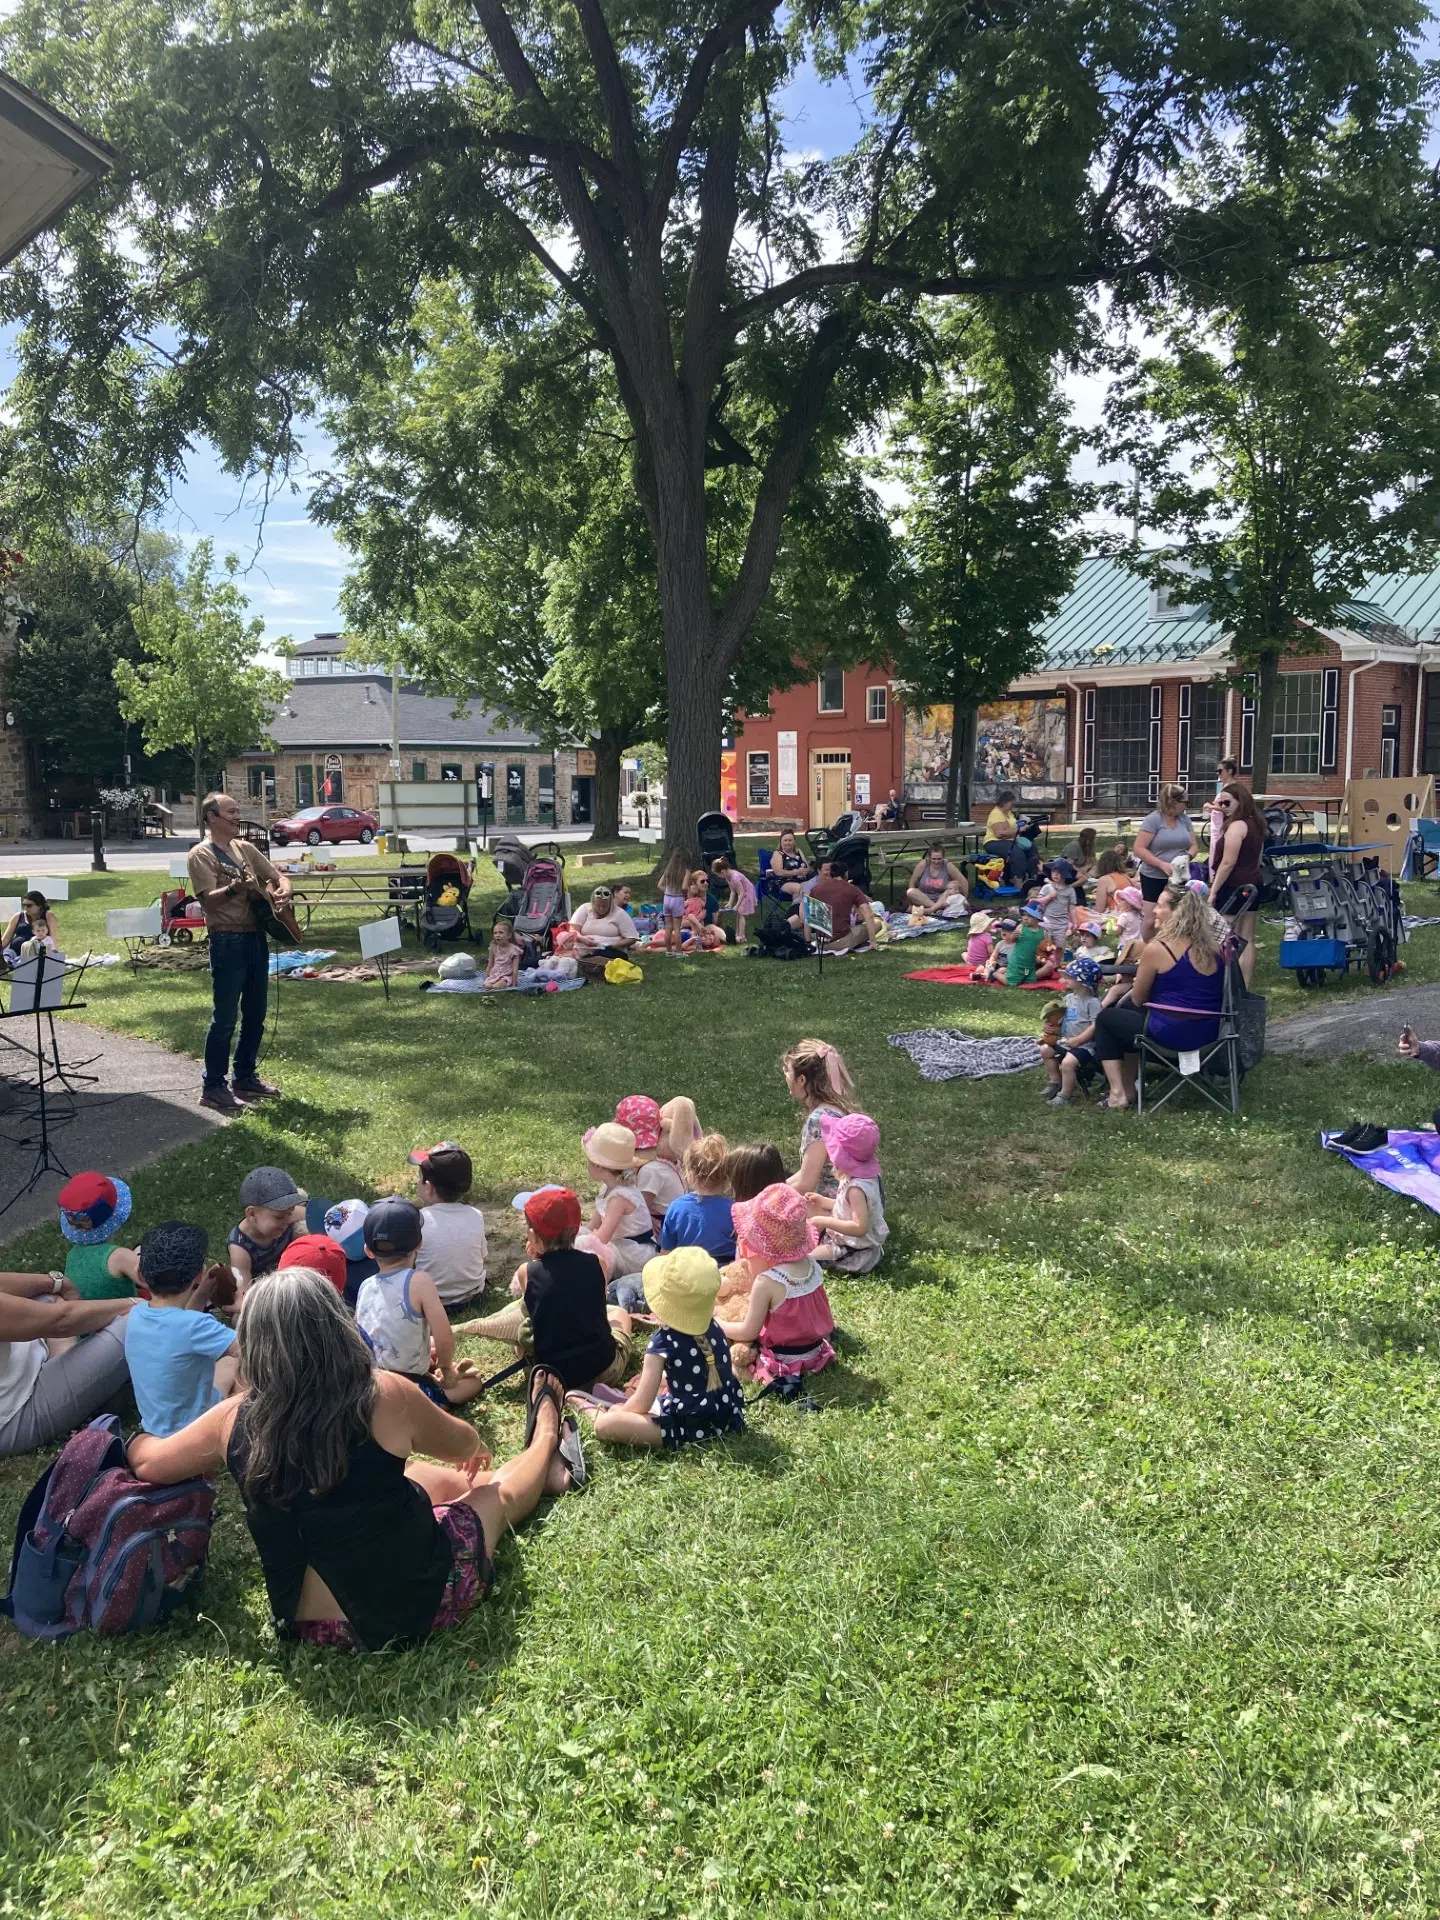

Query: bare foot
[[544, 1453, 573, 1495]]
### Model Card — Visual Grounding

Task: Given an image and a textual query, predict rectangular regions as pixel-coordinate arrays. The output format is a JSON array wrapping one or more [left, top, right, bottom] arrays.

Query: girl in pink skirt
[[711, 856, 758, 944], [716, 1184, 836, 1384]]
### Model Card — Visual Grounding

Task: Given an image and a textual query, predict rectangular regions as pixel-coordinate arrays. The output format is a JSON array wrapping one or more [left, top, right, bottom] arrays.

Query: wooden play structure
[[1340, 777, 1436, 876]]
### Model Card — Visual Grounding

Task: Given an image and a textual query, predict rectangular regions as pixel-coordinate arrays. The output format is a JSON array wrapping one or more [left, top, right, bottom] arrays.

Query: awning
[[0, 70, 113, 270]]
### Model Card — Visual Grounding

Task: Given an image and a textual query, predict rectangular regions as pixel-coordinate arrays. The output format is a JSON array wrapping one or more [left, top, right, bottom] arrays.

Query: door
[[294, 764, 314, 810], [810, 751, 851, 828], [506, 763, 527, 824], [570, 776, 593, 824]]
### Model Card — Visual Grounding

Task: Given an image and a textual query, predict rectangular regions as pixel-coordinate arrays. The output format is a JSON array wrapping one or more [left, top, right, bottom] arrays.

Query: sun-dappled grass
[[3, 853, 1440, 1912]]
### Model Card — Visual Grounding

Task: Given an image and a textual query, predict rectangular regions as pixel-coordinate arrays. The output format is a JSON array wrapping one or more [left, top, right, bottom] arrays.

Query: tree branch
[[570, 0, 647, 227], [678, 58, 745, 444], [647, 0, 782, 238]]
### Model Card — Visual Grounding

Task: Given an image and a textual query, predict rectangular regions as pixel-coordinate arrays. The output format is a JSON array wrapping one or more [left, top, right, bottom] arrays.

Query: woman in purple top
[[1089, 887, 1225, 1109]]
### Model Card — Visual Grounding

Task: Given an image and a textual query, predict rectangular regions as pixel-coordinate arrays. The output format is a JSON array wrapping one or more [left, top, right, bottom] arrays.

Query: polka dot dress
[[647, 1323, 747, 1448]]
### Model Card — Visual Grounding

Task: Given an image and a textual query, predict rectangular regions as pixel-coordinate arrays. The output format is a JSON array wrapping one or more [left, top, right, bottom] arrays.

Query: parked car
[[269, 805, 379, 847]]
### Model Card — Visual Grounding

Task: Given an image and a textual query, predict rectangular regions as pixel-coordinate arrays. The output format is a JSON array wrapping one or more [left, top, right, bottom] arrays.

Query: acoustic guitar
[[213, 846, 305, 945]]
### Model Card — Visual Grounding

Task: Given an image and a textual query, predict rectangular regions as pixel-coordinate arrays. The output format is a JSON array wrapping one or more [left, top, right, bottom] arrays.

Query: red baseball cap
[[523, 1187, 583, 1240], [407, 1141, 462, 1166], [278, 1233, 348, 1295]]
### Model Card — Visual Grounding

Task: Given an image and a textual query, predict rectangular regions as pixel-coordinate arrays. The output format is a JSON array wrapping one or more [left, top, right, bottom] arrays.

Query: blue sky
[[0, 59, 867, 659]]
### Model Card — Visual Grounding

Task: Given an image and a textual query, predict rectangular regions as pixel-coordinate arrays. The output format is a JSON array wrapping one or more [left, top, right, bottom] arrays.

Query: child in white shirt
[[409, 1141, 488, 1309]]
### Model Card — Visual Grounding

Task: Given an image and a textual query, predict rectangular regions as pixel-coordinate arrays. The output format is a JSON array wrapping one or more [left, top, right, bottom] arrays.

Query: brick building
[[732, 557, 1440, 825], [227, 636, 586, 829]]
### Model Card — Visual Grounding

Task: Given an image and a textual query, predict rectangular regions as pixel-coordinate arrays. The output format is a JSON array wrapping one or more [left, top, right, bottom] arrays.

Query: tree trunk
[[1250, 648, 1282, 791], [944, 699, 978, 827], [592, 726, 625, 842], [662, 643, 724, 859], [193, 740, 204, 829]]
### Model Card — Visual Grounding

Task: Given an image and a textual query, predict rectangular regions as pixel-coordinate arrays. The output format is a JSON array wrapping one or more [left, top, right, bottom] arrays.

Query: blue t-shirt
[[124, 1301, 237, 1438], [659, 1193, 737, 1264]]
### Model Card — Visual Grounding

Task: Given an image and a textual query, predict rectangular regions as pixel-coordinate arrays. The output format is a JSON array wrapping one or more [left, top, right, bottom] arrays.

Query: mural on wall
[[720, 750, 738, 820], [904, 696, 1069, 804]]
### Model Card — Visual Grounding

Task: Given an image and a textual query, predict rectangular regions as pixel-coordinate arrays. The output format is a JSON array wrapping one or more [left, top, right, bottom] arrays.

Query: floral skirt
[[293, 1502, 492, 1651]]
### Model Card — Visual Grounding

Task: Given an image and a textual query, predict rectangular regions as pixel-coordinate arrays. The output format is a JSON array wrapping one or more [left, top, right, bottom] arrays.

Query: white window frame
[[818, 663, 845, 712], [866, 686, 888, 724], [1270, 671, 1324, 776]]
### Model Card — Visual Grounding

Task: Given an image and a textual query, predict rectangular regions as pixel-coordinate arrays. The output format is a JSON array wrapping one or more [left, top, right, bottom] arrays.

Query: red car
[[269, 805, 379, 847]]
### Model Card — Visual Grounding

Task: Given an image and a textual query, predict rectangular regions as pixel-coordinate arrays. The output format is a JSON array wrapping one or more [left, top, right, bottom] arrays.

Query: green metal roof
[[1032, 555, 1440, 674]]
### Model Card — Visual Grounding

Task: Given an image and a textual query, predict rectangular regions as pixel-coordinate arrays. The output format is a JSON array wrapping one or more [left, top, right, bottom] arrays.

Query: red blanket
[[903, 964, 1055, 991]]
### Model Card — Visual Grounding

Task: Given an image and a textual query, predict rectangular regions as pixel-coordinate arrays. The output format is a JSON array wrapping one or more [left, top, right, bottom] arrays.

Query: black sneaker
[[1332, 1121, 1367, 1146], [200, 1086, 245, 1114], [1349, 1124, 1390, 1152]]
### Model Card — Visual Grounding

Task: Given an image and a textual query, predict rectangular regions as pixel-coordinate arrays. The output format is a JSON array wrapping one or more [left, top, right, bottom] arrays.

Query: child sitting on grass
[[658, 1095, 702, 1166], [1005, 913, 1047, 986], [467, 1188, 633, 1399], [717, 1142, 788, 1307], [1040, 956, 1104, 1101], [228, 1165, 306, 1288], [807, 1113, 889, 1274], [57, 1172, 141, 1299], [660, 1133, 736, 1263], [585, 1122, 655, 1312], [965, 912, 996, 969], [590, 1248, 746, 1449], [617, 1095, 686, 1237], [409, 1141, 489, 1310], [716, 1185, 836, 1383], [979, 919, 1019, 981], [355, 1199, 483, 1405], [125, 1222, 239, 1436], [783, 1036, 858, 1197], [482, 918, 522, 990]]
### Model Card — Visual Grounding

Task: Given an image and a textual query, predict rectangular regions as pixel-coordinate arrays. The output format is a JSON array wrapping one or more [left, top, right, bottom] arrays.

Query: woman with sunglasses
[[1210, 783, 1266, 983]]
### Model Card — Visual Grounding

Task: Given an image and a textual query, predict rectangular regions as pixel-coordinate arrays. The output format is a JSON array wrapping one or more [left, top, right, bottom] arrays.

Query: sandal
[[524, 1364, 566, 1449], [557, 1415, 588, 1489]]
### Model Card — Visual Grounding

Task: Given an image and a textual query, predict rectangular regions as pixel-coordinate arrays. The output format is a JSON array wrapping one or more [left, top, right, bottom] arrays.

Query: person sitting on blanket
[[903, 843, 969, 917], [965, 911, 996, 969], [979, 918, 1020, 982], [787, 861, 880, 955], [482, 918, 522, 990], [1041, 957, 1104, 1104], [1004, 913, 1048, 986], [1396, 1025, 1440, 1130]]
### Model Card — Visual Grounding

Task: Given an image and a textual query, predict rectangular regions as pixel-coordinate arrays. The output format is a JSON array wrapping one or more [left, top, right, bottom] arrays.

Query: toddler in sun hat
[[806, 1113, 889, 1275], [590, 1246, 746, 1450], [585, 1120, 655, 1312], [716, 1183, 836, 1382], [615, 1095, 686, 1235], [57, 1171, 142, 1299]]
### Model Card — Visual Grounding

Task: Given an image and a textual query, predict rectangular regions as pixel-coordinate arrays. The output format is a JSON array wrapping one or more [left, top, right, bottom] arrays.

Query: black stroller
[[420, 853, 475, 949], [827, 832, 872, 892], [512, 852, 569, 954], [696, 811, 735, 864]]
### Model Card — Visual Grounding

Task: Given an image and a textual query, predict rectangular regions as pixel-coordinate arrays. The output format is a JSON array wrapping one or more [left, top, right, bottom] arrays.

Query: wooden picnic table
[[873, 830, 982, 907], [283, 867, 427, 935]]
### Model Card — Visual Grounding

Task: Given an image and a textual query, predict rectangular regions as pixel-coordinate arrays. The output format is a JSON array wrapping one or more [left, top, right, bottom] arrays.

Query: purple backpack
[[0, 1416, 214, 1638]]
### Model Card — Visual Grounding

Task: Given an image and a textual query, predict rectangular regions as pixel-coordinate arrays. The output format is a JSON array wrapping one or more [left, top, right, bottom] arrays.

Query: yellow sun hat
[[641, 1246, 722, 1339]]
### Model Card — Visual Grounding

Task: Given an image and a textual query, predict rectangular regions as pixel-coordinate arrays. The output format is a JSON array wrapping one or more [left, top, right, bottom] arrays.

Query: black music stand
[[0, 948, 89, 1217]]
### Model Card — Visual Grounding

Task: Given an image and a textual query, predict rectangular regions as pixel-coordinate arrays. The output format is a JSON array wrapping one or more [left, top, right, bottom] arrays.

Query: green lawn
[[4, 851, 1440, 1915]]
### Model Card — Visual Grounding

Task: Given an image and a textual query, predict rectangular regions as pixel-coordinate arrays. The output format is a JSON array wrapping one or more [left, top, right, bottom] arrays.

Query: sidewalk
[[0, 825, 612, 877]]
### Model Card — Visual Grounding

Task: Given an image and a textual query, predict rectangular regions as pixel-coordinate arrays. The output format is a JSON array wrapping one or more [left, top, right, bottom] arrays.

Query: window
[[818, 662, 845, 712], [411, 759, 427, 782], [1270, 672, 1323, 775], [1381, 703, 1402, 779], [506, 763, 527, 824], [538, 762, 556, 825], [1092, 687, 1151, 811], [247, 766, 275, 805], [747, 751, 771, 809], [866, 685, 888, 724], [440, 762, 462, 782], [320, 765, 344, 802], [294, 764, 314, 809]]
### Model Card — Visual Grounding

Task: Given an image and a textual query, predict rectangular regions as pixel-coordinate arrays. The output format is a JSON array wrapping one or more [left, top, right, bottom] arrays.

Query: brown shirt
[[187, 838, 282, 934]]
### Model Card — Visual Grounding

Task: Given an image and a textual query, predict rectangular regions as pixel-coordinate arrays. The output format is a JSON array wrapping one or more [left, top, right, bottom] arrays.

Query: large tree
[[114, 541, 288, 822], [891, 315, 1093, 824], [0, 0, 1431, 839]]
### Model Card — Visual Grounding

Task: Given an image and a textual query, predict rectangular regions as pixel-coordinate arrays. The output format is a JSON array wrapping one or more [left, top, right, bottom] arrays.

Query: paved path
[[1268, 984, 1440, 1060], [0, 826, 610, 877], [0, 1022, 218, 1244]]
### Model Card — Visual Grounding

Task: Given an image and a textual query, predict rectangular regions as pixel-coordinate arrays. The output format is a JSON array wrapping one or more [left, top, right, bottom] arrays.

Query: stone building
[[226, 636, 587, 829]]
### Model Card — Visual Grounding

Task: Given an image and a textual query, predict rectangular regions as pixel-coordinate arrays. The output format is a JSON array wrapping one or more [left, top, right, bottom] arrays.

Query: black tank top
[[226, 1403, 452, 1650], [524, 1246, 618, 1389], [1229, 817, 1264, 888]]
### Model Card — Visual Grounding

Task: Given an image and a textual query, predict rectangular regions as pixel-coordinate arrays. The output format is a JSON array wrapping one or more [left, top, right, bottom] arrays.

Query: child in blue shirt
[[125, 1222, 239, 1437], [660, 1134, 736, 1264]]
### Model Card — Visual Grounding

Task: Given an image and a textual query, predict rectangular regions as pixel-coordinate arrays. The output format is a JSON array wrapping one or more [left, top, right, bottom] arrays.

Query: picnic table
[[872, 830, 982, 907], [282, 867, 427, 936]]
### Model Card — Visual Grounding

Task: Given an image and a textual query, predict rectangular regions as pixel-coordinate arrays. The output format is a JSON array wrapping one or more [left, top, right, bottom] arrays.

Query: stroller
[[512, 852, 569, 954], [696, 811, 735, 865], [491, 836, 531, 891], [420, 853, 475, 950], [827, 833, 872, 892]]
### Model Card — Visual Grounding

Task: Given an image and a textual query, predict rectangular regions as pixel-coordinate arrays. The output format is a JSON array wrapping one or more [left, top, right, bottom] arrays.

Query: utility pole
[[389, 669, 400, 840]]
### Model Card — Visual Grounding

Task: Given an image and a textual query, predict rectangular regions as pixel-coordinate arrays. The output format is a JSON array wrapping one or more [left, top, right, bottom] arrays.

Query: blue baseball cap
[[363, 1197, 423, 1256]]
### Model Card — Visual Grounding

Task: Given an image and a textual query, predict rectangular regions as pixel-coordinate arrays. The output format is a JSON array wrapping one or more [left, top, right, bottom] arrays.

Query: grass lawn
[[4, 849, 1440, 1915]]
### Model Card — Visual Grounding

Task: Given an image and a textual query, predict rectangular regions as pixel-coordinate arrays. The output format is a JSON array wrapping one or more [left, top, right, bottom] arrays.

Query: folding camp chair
[[1136, 951, 1247, 1116]]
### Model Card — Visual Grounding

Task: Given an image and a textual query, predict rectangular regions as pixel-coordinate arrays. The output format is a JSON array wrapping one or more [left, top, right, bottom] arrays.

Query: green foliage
[[891, 313, 1094, 816], [113, 540, 287, 816], [4, 861, 1440, 1909]]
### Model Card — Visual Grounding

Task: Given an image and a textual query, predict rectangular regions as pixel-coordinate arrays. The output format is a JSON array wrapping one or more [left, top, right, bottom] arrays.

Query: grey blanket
[[889, 1028, 1042, 1081]]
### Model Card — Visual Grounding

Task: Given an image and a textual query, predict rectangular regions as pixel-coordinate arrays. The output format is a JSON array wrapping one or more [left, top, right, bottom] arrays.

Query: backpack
[[0, 1416, 214, 1639]]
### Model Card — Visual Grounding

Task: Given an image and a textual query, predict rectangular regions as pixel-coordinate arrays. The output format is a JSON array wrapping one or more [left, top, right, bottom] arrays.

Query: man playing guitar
[[188, 792, 297, 1113]]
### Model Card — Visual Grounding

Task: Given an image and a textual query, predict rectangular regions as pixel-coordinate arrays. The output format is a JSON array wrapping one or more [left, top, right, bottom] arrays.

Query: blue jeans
[[204, 931, 269, 1089]]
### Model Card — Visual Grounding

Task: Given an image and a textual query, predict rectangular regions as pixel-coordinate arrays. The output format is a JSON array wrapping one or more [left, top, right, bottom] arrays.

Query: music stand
[[0, 946, 89, 1216], [359, 915, 403, 1000]]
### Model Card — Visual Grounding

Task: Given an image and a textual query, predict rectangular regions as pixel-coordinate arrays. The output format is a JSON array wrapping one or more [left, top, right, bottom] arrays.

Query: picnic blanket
[[889, 1029, 1042, 1081], [882, 910, 967, 943], [903, 963, 1054, 991], [1321, 1128, 1440, 1215], [269, 948, 338, 975], [426, 969, 586, 996]]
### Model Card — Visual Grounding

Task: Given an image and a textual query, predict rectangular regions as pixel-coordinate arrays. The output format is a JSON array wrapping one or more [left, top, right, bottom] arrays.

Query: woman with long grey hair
[[127, 1270, 565, 1651]]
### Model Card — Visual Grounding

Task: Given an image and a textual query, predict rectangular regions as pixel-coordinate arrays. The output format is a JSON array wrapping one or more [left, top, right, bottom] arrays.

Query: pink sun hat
[[732, 1183, 819, 1266], [818, 1110, 881, 1181], [614, 1094, 662, 1150]]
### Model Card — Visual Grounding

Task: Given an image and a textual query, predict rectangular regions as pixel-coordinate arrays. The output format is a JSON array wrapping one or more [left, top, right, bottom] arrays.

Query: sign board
[[358, 916, 404, 960], [107, 906, 163, 939], [853, 773, 871, 806], [29, 876, 69, 901], [325, 753, 343, 771], [10, 952, 64, 1011], [637, 827, 659, 845], [778, 731, 798, 796], [169, 856, 192, 879], [803, 895, 833, 940], [576, 749, 596, 776], [0, 897, 21, 923]]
